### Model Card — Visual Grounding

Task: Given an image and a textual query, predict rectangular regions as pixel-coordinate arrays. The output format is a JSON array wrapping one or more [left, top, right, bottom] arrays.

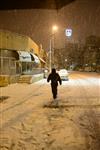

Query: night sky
[[0, 0, 100, 50]]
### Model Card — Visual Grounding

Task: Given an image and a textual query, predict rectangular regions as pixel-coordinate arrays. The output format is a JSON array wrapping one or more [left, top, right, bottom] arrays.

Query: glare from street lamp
[[52, 25, 58, 33]]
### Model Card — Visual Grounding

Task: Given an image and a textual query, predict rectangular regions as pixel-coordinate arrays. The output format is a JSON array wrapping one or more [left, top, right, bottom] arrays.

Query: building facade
[[0, 30, 47, 86], [0, 30, 47, 76]]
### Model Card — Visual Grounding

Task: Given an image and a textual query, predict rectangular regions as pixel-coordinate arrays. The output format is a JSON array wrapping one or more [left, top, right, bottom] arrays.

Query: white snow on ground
[[0, 72, 100, 150], [35, 73, 100, 86]]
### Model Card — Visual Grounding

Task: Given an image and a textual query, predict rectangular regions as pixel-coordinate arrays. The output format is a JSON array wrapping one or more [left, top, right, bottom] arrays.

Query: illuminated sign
[[65, 29, 72, 37]]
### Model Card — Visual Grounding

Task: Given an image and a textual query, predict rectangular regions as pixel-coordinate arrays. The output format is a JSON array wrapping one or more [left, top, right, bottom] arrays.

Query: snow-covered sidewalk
[[0, 72, 100, 150]]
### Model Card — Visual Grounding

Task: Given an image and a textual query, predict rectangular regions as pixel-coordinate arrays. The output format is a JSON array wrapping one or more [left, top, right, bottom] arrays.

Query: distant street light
[[65, 59, 67, 68]]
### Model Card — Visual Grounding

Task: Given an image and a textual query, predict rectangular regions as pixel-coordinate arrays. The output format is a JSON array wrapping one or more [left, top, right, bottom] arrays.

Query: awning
[[17, 51, 31, 62], [30, 53, 40, 64], [39, 57, 46, 64]]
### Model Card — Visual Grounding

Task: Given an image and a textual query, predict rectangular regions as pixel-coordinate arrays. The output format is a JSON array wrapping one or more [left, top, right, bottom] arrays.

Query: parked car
[[58, 69, 69, 81]]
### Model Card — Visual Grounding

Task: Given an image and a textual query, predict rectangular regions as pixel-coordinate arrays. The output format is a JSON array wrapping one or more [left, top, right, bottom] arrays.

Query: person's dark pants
[[51, 84, 58, 99]]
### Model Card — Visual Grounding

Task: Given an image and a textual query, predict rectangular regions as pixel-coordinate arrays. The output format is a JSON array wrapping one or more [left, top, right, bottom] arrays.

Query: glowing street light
[[52, 25, 58, 33]]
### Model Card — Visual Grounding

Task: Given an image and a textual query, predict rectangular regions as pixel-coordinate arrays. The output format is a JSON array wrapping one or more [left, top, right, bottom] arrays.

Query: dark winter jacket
[[47, 68, 62, 86]]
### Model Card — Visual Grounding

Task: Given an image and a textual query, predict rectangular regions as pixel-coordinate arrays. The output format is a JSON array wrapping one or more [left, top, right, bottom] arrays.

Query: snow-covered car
[[58, 69, 69, 81]]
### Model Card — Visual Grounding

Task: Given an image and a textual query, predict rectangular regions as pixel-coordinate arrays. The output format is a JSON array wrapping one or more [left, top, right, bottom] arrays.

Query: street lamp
[[49, 25, 58, 71], [52, 25, 58, 68], [52, 25, 58, 33]]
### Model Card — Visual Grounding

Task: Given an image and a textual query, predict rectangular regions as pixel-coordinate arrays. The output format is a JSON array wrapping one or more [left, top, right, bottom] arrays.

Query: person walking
[[47, 68, 62, 99]]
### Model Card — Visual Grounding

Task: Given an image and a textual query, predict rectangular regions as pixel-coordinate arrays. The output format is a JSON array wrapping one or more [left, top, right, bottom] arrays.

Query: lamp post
[[49, 25, 58, 72]]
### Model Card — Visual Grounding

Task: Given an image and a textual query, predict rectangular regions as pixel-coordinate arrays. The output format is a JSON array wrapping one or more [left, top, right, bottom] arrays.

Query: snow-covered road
[[0, 72, 100, 150]]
